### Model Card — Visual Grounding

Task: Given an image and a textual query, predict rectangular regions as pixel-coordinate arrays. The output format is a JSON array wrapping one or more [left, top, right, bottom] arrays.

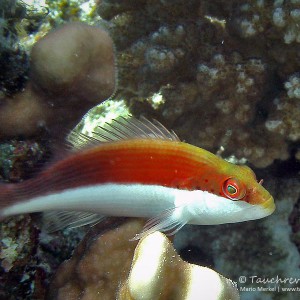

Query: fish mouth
[[261, 196, 276, 215]]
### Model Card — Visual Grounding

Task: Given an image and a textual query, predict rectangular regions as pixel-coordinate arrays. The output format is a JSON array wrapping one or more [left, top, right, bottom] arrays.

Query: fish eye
[[227, 185, 237, 194], [222, 178, 246, 200]]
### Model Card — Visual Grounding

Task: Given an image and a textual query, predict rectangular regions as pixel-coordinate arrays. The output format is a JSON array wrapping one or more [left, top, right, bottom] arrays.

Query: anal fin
[[42, 211, 105, 232]]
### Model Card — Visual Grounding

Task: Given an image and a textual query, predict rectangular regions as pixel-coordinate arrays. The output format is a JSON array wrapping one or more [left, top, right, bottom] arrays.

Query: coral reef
[[265, 71, 300, 142], [46, 0, 99, 26], [0, 213, 88, 299], [0, 21, 116, 139], [0, 215, 36, 273], [227, 0, 300, 46], [0, 215, 46, 299], [72, 98, 130, 137], [0, 139, 49, 182], [212, 0, 300, 76], [1, 0, 300, 299], [97, 0, 299, 168], [265, 95, 300, 142], [0, 213, 87, 299], [17, 0, 100, 51], [47, 219, 239, 300], [0, 0, 30, 96]]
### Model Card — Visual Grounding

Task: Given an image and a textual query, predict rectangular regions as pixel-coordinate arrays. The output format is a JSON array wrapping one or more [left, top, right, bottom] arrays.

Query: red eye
[[222, 178, 246, 200]]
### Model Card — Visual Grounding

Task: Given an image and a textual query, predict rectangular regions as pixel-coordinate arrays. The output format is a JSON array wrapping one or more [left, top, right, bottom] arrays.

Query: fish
[[0, 116, 275, 240]]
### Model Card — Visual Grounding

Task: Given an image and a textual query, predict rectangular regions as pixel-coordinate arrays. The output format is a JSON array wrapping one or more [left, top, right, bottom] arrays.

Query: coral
[[96, 0, 300, 168], [47, 219, 144, 300], [0, 0, 30, 96], [0, 139, 49, 182], [72, 98, 130, 137], [47, 219, 239, 300], [96, 0, 292, 168], [227, 0, 300, 44], [2, 0, 300, 299], [265, 71, 300, 143], [265, 95, 300, 142], [0, 86, 49, 138], [159, 54, 275, 166], [0, 215, 46, 299], [0, 138, 87, 299], [0, 214, 87, 299], [17, 0, 101, 51], [151, 52, 286, 163], [0, 215, 36, 272], [46, 0, 100, 26], [223, 0, 300, 76], [284, 72, 300, 99], [0, 22, 116, 139], [118, 231, 239, 300], [30, 22, 115, 102]]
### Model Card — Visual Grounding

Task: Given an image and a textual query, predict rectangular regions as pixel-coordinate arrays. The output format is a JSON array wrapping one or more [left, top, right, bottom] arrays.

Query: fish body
[[0, 116, 275, 239]]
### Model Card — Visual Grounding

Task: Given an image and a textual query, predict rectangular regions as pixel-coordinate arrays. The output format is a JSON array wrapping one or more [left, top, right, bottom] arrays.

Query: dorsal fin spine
[[67, 115, 180, 151]]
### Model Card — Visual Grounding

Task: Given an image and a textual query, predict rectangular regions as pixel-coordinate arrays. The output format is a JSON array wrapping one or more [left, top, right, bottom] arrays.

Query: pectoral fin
[[130, 207, 189, 241]]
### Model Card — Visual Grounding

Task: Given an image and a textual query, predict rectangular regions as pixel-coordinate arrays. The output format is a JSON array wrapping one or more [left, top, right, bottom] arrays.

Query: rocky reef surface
[[0, 1, 300, 299]]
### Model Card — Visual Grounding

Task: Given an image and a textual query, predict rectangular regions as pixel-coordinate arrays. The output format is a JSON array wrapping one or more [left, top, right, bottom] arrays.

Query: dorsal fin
[[67, 115, 180, 151]]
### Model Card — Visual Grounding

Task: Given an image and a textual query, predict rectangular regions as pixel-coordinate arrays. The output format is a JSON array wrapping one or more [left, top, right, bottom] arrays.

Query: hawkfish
[[0, 116, 275, 240]]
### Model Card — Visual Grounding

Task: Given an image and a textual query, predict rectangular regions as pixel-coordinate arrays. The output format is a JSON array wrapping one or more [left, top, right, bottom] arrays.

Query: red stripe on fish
[[1, 139, 221, 204]]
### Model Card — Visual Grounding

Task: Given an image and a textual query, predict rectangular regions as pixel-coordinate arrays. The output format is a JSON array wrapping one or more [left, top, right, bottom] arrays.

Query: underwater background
[[0, 0, 300, 299]]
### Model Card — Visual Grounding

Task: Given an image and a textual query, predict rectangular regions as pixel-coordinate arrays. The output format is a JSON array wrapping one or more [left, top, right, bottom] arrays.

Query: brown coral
[[47, 219, 239, 300], [30, 22, 115, 103], [47, 219, 143, 300], [0, 22, 116, 139], [97, 0, 292, 168], [265, 95, 300, 142], [0, 85, 49, 138]]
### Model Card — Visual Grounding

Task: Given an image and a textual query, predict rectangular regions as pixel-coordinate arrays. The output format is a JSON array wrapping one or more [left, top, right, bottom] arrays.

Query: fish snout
[[261, 195, 276, 216]]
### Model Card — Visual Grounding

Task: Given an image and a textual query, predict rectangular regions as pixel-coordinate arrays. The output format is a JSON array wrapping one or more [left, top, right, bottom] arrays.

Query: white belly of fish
[[1, 183, 269, 239]]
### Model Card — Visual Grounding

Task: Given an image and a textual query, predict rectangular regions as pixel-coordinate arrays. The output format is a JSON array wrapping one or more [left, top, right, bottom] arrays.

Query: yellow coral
[[118, 232, 240, 300]]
